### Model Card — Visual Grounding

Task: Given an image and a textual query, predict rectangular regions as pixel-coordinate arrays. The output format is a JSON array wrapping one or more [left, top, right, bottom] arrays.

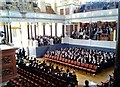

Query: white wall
[[62, 37, 116, 49]]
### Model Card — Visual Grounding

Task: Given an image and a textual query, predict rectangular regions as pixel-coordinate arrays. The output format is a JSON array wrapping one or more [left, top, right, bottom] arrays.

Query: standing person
[[19, 49, 22, 58], [22, 48, 25, 58]]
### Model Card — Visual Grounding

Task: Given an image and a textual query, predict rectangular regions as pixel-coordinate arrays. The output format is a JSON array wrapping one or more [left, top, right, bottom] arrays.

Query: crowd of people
[[17, 58, 78, 87], [71, 22, 116, 40], [15, 46, 115, 87], [16, 48, 26, 58], [74, 2, 118, 13], [16, 49, 78, 87], [35, 35, 62, 46], [46, 47, 115, 68]]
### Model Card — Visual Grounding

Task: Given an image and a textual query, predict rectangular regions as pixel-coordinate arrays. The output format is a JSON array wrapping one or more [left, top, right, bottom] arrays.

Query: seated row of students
[[17, 56, 78, 87], [46, 47, 115, 68], [35, 35, 62, 46], [71, 22, 116, 40]]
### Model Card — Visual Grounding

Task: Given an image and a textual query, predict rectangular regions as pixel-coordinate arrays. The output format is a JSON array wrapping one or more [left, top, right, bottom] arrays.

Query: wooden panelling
[[1, 46, 18, 83]]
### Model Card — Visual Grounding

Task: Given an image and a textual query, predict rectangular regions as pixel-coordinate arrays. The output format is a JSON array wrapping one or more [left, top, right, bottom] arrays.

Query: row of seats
[[16, 48, 78, 87], [45, 55, 100, 75], [3, 75, 40, 87], [18, 64, 68, 87], [17, 68, 57, 87]]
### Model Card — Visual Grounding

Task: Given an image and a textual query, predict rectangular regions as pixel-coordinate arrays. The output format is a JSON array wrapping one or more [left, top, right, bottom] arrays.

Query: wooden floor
[[37, 58, 114, 86]]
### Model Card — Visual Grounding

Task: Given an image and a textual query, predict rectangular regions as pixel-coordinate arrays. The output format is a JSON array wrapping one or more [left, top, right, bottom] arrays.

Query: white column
[[113, 29, 116, 42], [52, 23, 55, 36], [45, 23, 51, 36], [69, 4, 74, 15], [38, 22, 43, 36], [20, 22, 28, 47], [57, 23, 62, 37], [36, 22, 39, 36], [32, 23, 35, 38], [63, 6, 66, 15], [11, 22, 21, 47], [77, 22, 80, 32]]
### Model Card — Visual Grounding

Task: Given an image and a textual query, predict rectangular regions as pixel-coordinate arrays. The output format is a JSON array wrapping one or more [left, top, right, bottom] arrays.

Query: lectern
[[0, 45, 18, 83]]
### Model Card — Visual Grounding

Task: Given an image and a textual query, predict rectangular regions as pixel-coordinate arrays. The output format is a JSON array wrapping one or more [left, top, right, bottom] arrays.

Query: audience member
[[16, 56, 78, 87]]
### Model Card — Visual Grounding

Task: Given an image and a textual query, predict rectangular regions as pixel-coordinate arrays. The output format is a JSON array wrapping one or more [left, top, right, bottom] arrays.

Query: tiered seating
[[74, 2, 118, 13], [17, 68, 57, 87], [45, 55, 99, 75], [3, 75, 40, 87], [71, 21, 116, 41], [44, 47, 115, 74], [97, 73, 114, 87], [16, 50, 78, 87], [17, 62, 77, 87]]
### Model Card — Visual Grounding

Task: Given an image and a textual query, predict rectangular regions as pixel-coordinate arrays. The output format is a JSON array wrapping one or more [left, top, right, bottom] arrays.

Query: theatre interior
[[0, 0, 120, 87]]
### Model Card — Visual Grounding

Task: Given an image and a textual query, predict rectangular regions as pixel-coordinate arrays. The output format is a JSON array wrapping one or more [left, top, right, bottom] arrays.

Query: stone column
[[9, 22, 12, 43], [34, 23, 37, 39], [43, 23, 45, 36], [6, 23, 9, 43], [62, 24, 65, 37], [55, 23, 57, 37], [50, 24, 52, 37], [113, 29, 116, 41]]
